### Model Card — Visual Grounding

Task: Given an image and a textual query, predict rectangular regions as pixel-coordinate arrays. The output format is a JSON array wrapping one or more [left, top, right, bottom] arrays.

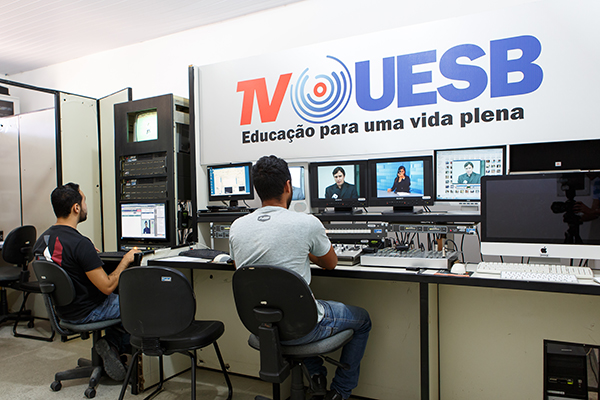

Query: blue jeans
[[64, 293, 131, 354], [283, 300, 371, 399]]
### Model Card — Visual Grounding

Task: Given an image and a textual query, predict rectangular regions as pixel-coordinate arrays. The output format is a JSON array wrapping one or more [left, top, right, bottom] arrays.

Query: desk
[[149, 256, 600, 399]]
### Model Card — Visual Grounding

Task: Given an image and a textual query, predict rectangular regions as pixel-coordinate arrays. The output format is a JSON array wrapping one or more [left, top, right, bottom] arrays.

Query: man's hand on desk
[[309, 246, 338, 270], [123, 248, 141, 266]]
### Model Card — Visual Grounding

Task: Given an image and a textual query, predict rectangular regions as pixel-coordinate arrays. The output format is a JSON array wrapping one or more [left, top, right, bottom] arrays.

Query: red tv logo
[[237, 73, 292, 125]]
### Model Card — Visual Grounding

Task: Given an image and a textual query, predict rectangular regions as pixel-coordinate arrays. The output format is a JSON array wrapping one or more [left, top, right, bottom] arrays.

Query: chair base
[[52, 358, 102, 399]]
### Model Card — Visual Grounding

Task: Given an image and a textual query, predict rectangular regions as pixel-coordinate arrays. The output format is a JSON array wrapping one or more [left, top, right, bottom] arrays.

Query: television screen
[[434, 146, 505, 202], [207, 162, 254, 206], [309, 160, 367, 211], [368, 156, 433, 211], [127, 109, 158, 143], [120, 202, 167, 240]]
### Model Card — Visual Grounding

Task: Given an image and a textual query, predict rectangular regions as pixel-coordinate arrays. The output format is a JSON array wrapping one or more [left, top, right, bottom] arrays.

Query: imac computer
[[120, 202, 167, 242], [368, 155, 434, 213], [481, 172, 600, 260], [289, 162, 310, 213], [434, 146, 506, 205], [207, 162, 254, 208], [309, 160, 368, 213]]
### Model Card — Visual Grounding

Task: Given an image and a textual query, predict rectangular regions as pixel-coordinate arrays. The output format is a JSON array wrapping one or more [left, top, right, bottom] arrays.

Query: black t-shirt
[[33, 225, 106, 321]]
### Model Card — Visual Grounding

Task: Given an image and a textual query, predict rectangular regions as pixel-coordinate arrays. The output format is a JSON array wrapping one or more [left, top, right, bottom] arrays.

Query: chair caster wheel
[[85, 387, 96, 398], [27, 320, 34, 328], [51, 381, 62, 391]]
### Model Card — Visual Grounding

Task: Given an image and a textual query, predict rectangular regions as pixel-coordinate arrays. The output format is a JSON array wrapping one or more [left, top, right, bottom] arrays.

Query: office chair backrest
[[119, 266, 195, 338], [32, 260, 76, 307], [2, 225, 36, 267], [232, 265, 318, 342]]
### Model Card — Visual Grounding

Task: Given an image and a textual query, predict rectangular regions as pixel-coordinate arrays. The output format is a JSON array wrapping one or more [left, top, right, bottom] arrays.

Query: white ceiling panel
[[0, 0, 303, 75]]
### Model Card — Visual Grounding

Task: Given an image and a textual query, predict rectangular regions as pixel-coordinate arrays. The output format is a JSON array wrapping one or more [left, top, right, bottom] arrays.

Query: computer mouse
[[450, 263, 466, 274], [212, 253, 232, 263]]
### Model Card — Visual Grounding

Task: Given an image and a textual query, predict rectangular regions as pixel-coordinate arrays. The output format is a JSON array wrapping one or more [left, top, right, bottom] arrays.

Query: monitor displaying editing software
[[434, 146, 506, 202], [309, 160, 368, 212], [481, 172, 600, 260], [368, 156, 434, 212], [207, 162, 254, 207], [120, 202, 167, 240]]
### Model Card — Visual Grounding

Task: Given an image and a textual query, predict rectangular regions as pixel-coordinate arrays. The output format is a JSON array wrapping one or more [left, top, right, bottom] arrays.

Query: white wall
[[8, 0, 538, 108]]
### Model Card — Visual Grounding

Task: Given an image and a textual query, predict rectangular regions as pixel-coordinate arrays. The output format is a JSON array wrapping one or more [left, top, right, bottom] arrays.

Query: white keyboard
[[500, 271, 578, 283], [477, 262, 594, 280]]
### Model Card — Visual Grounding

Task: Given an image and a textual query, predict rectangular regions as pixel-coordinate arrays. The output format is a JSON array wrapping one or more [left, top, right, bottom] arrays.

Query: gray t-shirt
[[229, 206, 332, 320]]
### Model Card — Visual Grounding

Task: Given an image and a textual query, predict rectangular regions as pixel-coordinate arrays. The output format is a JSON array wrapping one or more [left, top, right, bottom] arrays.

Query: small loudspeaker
[[294, 201, 308, 213]]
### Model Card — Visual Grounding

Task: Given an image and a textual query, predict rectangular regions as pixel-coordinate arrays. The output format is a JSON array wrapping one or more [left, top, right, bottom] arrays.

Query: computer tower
[[545, 341, 588, 400]]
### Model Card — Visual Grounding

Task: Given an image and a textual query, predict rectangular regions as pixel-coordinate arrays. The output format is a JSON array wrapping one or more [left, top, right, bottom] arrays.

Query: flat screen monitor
[[207, 162, 254, 207], [368, 155, 434, 212], [434, 146, 506, 202], [289, 163, 310, 213], [481, 172, 600, 260], [120, 202, 167, 241], [309, 160, 368, 212], [127, 109, 158, 143]]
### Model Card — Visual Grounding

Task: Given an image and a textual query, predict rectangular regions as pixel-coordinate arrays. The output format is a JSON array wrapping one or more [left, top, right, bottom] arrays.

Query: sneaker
[[310, 373, 327, 396], [95, 338, 126, 381], [324, 388, 345, 400]]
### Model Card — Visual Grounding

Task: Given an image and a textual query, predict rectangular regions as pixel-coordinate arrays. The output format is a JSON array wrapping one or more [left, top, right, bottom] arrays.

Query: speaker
[[510, 139, 600, 173]]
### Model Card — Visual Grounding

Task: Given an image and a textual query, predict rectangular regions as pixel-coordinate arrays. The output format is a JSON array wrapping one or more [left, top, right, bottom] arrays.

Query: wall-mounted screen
[[127, 109, 158, 143], [120, 202, 167, 240], [207, 162, 254, 207], [434, 146, 506, 202], [368, 155, 433, 212]]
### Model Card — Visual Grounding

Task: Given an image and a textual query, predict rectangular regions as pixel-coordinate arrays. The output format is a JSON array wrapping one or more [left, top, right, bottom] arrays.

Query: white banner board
[[197, 0, 600, 165]]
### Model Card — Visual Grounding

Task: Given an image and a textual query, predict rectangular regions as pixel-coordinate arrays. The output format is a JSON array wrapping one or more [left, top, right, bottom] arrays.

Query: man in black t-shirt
[[34, 183, 138, 382]]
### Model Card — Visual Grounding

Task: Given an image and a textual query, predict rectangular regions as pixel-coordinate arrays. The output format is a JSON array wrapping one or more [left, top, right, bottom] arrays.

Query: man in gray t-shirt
[[229, 155, 371, 400]]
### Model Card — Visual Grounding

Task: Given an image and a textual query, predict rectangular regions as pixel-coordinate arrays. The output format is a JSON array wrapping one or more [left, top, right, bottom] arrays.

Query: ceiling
[[0, 0, 303, 76]]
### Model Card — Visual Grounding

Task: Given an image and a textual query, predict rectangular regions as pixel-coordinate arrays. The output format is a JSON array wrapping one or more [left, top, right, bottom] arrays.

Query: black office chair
[[1, 225, 54, 341], [117, 266, 233, 400], [232, 265, 354, 400], [32, 259, 122, 399]]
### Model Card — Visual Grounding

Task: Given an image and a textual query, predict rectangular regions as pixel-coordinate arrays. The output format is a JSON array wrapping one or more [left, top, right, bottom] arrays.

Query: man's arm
[[86, 249, 139, 295], [310, 246, 337, 270]]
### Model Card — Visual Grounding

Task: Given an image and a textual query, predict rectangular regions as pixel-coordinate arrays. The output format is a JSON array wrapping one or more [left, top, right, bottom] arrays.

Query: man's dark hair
[[464, 161, 474, 168], [51, 182, 82, 218], [332, 166, 346, 176], [252, 155, 291, 201]]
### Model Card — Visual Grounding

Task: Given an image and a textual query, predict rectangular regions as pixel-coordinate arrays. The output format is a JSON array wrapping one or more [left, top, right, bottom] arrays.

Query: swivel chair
[[232, 265, 354, 400], [1, 225, 54, 341], [33, 259, 122, 399], [117, 266, 233, 400]]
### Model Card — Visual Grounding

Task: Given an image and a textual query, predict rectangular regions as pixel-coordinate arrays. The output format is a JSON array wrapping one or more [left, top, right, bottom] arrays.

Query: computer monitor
[[120, 202, 167, 241], [127, 109, 158, 143], [289, 162, 310, 213], [481, 172, 600, 260], [434, 146, 506, 203], [368, 155, 434, 213], [309, 160, 368, 212], [207, 162, 254, 207]]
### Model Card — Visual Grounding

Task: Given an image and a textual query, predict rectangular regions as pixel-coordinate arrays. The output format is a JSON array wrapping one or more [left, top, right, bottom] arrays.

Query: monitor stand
[[323, 206, 363, 215], [382, 205, 415, 214], [227, 200, 247, 211]]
